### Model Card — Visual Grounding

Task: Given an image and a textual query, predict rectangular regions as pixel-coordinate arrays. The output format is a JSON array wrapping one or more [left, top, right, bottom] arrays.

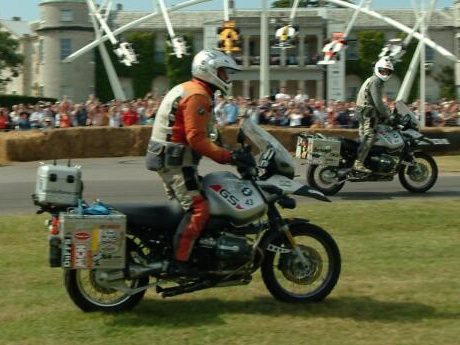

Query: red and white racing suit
[[146, 79, 232, 262]]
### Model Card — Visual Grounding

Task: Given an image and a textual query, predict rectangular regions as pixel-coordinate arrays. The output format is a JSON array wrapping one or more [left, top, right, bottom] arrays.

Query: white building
[[0, 0, 458, 102]]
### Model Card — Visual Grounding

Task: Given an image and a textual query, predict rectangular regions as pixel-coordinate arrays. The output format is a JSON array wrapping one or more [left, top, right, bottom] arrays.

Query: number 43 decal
[[245, 199, 254, 206]]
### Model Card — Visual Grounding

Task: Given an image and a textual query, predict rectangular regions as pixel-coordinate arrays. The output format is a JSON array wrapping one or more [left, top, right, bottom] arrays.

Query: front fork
[[267, 206, 308, 266]]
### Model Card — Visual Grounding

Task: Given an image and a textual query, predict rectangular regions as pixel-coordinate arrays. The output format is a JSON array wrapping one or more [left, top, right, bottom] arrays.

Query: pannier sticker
[[74, 232, 91, 241], [62, 236, 72, 268], [210, 184, 244, 210], [73, 243, 91, 268]]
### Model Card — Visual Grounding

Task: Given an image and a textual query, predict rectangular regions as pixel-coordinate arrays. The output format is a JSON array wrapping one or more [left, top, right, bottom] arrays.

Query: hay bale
[[0, 125, 459, 162]]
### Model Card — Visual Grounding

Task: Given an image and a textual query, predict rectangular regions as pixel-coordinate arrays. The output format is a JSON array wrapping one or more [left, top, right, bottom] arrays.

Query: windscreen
[[241, 118, 295, 178]]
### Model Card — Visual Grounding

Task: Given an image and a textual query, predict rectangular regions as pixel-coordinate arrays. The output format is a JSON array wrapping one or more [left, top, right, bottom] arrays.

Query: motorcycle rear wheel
[[398, 152, 438, 193], [64, 269, 148, 312], [261, 223, 341, 302], [306, 164, 345, 196]]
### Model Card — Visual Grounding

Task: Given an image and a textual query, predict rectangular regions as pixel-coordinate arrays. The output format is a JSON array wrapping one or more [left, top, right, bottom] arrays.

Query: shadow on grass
[[336, 190, 460, 201], [107, 295, 459, 328]]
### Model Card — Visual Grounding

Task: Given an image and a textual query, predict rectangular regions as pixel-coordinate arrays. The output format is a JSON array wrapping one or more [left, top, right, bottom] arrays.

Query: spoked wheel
[[306, 164, 344, 196], [261, 223, 341, 302], [64, 269, 148, 312], [398, 152, 438, 193]]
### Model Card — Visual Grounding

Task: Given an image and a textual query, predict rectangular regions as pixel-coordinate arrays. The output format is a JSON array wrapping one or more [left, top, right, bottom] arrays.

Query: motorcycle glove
[[231, 149, 257, 168]]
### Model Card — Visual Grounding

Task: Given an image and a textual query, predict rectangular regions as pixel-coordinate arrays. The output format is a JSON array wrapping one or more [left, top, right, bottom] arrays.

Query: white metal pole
[[64, 0, 212, 63], [419, 4, 426, 128], [89, 4, 126, 100], [157, 0, 176, 38], [87, 0, 118, 45], [343, 0, 367, 37], [396, 0, 437, 104], [223, 0, 230, 21], [289, 0, 301, 21], [324, 0, 456, 61], [259, 0, 270, 98], [396, 40, 423, 102]]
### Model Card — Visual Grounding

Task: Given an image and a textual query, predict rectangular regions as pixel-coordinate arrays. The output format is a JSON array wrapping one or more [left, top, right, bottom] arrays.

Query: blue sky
[[0, 0, 454, 21]]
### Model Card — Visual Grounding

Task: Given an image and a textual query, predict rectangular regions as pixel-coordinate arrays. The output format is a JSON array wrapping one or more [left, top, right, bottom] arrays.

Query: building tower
[[37, 0, 94, 102], [455, 0, 460, 100]]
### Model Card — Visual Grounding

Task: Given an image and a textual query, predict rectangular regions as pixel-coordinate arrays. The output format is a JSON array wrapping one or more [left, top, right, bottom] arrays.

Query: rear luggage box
[[35, 164, 82, 207], [297, 136, 341, 166], [60, 212, 126, 269]]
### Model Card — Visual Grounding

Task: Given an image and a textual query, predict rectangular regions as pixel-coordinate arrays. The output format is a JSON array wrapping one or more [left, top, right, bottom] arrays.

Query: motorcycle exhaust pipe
[[128, 262, 165, 278], [215, 276, 252, 288]]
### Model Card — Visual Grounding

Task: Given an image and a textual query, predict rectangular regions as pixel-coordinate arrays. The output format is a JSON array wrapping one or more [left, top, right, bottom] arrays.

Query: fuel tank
[[374, 124, 404, 150], [203, 172, 267, 226]]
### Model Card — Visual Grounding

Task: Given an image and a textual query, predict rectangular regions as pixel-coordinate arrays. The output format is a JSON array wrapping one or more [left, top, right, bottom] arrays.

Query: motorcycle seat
[[111, 201, 184, 231]]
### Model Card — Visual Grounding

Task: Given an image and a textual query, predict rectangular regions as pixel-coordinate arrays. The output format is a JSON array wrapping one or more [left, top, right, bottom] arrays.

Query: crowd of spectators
[[0, 94, 161, 132], [0, 88, 459, 132]]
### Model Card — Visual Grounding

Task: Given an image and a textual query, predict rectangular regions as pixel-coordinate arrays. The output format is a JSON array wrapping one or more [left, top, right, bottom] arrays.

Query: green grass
[[1, 200, 459, 345]]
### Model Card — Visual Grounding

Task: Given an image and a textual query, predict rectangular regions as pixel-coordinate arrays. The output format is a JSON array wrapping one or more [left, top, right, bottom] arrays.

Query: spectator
[[0, 108, 10, 131], [9, 105, 20, 129], [312, 101, 326, 126], [223, 96, 239, 125], [29, 104, 45, 129], [17, 111, 31, 130], [109, 100, 123, 127], [214, 94, 227, 126], [72, 103, 88, 127], [439, 102, 458, 127], [288, 105, 303, 127], [123, 103, 139, 126], [246, 101, 260, 124], [41, 117, 54, 131], [275, 86, 291, 102], [88, 103, 105, 126], [144, 99, 159, 125], [294, 88, 309, 103]]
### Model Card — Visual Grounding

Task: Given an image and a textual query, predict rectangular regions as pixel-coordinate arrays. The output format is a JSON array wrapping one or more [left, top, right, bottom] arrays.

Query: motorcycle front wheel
[[64, 269, 148, 312], [398, 152, 438, 193], [261, 222, 341, 303], [306, 164, 345, 196]]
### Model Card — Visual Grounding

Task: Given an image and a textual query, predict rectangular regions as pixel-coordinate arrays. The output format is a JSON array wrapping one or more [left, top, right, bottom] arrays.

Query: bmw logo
[[242, 187, 253, 196]]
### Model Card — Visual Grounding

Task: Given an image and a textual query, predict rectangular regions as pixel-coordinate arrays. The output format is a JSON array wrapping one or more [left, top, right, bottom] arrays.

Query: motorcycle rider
[[353, 56, 394, 173], [145, 49, 254, 275]]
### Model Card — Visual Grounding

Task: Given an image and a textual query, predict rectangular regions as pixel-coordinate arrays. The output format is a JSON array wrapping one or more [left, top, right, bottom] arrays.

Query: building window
[[346, 40, 359, 60], [61, 9, 73, 22], [39, 39, 44, 64], [457, 34, 460, 57], [425, 46, 435, 62], [60, 38, 72, 60]]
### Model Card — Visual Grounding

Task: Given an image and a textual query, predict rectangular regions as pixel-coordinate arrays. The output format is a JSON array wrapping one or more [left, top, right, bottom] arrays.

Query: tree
[[434, 65, 456, 100], [165, 35, 194, 86], [271, 0, 352, 8], [346, 30, 385, 83], [271, 0, 310, 7], [128, 32, 162, 98], [357, 31, 385, 73], [0, 30, 24, 86]]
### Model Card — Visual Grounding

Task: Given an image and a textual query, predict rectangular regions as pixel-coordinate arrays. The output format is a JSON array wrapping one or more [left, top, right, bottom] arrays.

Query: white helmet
[[374, 56, 394, 82], [191, 49, 241, 95]]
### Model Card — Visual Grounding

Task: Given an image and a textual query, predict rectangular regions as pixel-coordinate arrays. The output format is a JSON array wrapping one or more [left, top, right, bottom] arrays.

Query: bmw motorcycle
[[305, 101, 440, 196], [33, 118, 341, 312]]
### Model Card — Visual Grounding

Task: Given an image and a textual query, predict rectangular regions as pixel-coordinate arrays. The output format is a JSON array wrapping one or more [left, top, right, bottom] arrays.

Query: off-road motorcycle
[[305, 101, 442, 196], [33, 118, 341, 312]]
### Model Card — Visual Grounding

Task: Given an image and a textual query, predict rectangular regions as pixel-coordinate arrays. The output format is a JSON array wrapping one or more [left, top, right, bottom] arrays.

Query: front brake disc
[[278, 245, 323, 285]]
